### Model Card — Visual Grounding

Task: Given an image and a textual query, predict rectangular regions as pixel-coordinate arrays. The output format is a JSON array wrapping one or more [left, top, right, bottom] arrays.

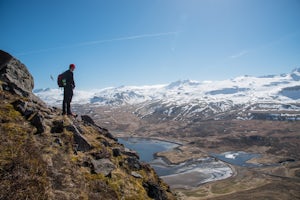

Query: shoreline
[[118, 136, 235, 189], [157, 158, 234, 189]]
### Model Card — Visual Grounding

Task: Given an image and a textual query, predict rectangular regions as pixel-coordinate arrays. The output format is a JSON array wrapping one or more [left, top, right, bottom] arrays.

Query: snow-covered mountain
[[34, 68, 300, 121]]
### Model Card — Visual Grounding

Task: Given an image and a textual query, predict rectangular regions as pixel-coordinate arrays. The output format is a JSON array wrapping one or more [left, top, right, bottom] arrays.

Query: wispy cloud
[[78, 31, 180, 46], [17, 31, 180, 56], [230, 50, 248, 59]]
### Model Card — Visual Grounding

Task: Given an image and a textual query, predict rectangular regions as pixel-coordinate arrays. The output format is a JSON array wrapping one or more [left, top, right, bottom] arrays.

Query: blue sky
[[1, 0, 300, 90]]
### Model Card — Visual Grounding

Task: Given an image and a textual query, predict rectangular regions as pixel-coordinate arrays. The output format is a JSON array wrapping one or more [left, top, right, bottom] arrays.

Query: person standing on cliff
[[62, 64, 77, 117]]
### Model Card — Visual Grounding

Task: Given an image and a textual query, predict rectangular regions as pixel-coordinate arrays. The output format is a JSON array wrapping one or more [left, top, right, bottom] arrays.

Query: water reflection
[[210, 151, 262, 167]]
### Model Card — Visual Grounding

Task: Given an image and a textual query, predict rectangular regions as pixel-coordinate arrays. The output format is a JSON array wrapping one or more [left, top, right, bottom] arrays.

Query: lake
[[118, 137, 179, 163], [118, 137, 233, 189]]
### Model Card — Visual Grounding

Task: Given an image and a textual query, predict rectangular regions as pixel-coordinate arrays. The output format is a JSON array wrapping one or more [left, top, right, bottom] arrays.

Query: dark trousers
[[62, 87, 73, 114]]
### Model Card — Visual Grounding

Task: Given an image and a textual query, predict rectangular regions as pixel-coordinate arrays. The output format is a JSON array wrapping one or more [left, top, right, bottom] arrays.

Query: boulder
[[0, 50, 34, 97], [12, 99, 34, 119], [125, 156, 141, 170], [143, 181, 169, 200], [51, 120, 64, 133], [30, 112, 46, 134], [91, 158, 116, 176], [66, 123, 92, 152], [81, 115, 95, 125], [112, 148, 122, 157]]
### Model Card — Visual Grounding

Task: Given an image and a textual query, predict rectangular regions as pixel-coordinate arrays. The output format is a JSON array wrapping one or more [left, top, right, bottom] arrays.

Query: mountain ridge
[[35, 68, 300, 106], [35, 68, 300, 122]]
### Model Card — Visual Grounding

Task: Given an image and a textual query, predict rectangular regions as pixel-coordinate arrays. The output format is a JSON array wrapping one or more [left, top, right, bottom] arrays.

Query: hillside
[[0, 50, 175, 200]]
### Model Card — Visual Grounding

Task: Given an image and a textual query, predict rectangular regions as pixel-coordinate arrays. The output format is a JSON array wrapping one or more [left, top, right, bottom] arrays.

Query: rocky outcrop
[[0, 50, 175, 200], [81, 114, 117, 141], [91, 158, 116, 176], [0, 50, 34, 97]]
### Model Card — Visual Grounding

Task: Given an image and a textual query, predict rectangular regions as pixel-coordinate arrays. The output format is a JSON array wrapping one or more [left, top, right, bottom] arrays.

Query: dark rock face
[[143, 181, 169, 200], [0, 50, 34, 97], [12, 99, 46, 134], [30, 112, 46, 134], [66, 123, 92, 152], [12, 99, 34, 119], [112, 148, 122, 157], [125, 156, 141, 170], [81, 115, 96, 125], [51, 120, 64, 133]]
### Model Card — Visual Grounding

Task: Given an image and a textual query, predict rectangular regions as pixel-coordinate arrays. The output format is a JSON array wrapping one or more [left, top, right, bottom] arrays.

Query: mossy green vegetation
[[0, 90, 175, 200], [0, 92, 49, 199]]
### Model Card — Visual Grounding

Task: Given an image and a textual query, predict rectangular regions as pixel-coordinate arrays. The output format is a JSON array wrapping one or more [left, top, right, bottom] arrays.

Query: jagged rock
[[51, 120, 64, 133], [125, 156, 141, 170], [104, 131, 118, 141], [81, 115, 95, 125], [12, 99, 49, 134], [73, 131, 92, 152], [12, 99, 26, 114], [30, 112, 45, 134], [143, 181, 169, 200], [66, 121, 92, 152], [112, 148, 122, 157], [91, 158, 116, 176], [12, 99, 34, 119], [122, 147, 140, 159], [0, 50, 34, 97]]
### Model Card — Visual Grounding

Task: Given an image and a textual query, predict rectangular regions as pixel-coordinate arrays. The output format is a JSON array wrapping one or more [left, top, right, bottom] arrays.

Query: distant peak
[[291, 67, 300, 81], [292, 67, 300, 73], [166, 79, 200, 89]]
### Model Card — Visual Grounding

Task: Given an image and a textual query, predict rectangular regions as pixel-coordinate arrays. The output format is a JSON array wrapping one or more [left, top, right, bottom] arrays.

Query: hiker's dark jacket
[[63, 70, 75, 89], [62, 69, 75, 115]]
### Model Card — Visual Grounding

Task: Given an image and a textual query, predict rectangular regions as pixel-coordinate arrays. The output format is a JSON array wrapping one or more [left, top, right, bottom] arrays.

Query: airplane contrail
[[78, 31, 180, 46], [17, 31, 180, 56]]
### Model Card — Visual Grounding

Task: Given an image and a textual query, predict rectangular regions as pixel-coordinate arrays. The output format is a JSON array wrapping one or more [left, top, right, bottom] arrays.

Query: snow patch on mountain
[[34, 69, 300, 108]]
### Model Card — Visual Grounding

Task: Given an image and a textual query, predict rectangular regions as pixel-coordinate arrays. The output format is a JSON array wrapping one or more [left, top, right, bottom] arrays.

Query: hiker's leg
[[67, 100, 71, 114], [62, 101, 66, 114], [66, 89, 73, 115], [62, 90, 67, 114]]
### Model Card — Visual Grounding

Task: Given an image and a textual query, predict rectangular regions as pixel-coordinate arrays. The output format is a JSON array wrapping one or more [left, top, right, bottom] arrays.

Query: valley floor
[[74, 104, 300, 200]]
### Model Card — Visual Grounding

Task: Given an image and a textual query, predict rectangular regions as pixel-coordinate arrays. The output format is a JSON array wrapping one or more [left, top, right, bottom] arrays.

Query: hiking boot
[[67, 113, 78, 118]]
